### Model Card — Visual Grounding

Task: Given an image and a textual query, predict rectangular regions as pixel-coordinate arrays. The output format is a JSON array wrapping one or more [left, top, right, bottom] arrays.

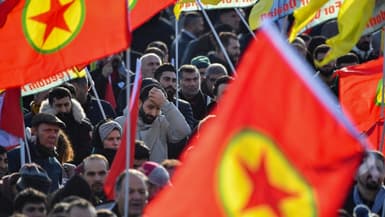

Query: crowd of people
[[0, 5, 384, 217]]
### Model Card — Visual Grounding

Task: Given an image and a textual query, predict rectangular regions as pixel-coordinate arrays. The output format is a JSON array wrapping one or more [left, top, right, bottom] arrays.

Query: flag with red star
[[144, 21, 365, 217], [0, 0, 130, 89], [336, 57, 384, 151]]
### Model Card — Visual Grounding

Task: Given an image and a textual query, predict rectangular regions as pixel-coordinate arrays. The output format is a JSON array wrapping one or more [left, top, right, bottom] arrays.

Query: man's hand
[[148, 87, 168, 107]]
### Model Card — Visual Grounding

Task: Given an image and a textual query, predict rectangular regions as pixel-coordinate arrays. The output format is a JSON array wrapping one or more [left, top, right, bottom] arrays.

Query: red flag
[[145, 22, 365, 217], [0, 88, 24, 138], [337, 57, 383, 149], [130, 0, 176, 30], [105, 76, 117, 109], [104, 69, 142, 200], [0, 0, 130, 89]]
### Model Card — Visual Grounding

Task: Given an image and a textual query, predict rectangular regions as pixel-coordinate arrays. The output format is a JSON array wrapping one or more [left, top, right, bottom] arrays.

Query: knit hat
[[139, 161, 170, 187], [98, 120, 122, 141], [191, 56, 211, 69], [17, 163, 52, 194]]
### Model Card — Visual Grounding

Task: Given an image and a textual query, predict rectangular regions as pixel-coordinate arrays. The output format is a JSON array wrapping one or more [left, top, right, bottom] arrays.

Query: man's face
[[180, 71, 200, 97], [33, 123, 60, 149], [83, 159, 108, 194], [206, 73, 225, 95], [116, 175, 148, 217], [52, 97, 72, 114], [226, 38, 241, 64], [141, 55, 161, 78], [0, 153, 8, 178], [192, 17, 204, 36], [357, 155, 385, 191], [219, 11, 240, 31], [139, 99, 161, 124], [159, 71, 177, 99], [22, 202, 46, 217], [102, 129, 121, 150]]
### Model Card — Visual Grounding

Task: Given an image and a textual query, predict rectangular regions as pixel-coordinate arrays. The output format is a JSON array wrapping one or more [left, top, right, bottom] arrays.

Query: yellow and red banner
[[145, 22, 364, 217], [0, 0, 130, 89]]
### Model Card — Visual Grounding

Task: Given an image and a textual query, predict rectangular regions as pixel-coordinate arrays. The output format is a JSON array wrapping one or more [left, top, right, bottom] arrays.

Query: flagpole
[[379, 30, 385, 151], [195, 0, 237, 75], [234, 8, 256, 39], [175, 14, 180, 109], [85, 68, 107, 120]]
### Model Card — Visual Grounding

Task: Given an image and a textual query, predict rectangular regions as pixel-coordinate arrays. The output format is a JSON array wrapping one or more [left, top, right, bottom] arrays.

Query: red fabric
[[144, 25, 364, 217], [130, 0, 177, 30], [104, 72, 142, 200], [0, 0, 130, 89], [105, 76, 117, 109], [337, 57, 384, 149], [0, 88, 24, 138]]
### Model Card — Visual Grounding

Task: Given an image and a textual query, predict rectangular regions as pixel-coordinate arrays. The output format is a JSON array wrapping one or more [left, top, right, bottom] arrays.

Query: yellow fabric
[[173, 0, 221, 20], [288, 0, 329, 42], [248, 0, 273, 30], [315, 0, 375, 67]]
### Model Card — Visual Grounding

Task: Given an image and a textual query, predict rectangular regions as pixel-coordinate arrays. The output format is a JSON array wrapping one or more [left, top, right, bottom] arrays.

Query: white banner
[[21, 68, 86, 96], [179, 0, 258, 11]]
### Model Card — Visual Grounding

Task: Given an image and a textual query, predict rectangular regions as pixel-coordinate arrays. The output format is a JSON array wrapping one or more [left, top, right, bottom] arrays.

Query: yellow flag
[[315, 0, 375, 67], [288, 0, 329, 42], [248, 0, 274, 30], [173, 0, 222, 20]]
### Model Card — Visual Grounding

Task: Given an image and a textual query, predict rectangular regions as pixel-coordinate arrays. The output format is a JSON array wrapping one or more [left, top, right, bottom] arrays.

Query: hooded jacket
[[40, 99, 93, 165], [136, 101, 191, 163]]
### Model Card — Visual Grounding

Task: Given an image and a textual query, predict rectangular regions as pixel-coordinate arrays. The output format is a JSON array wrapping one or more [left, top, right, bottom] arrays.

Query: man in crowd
[[208, 32, 240, 76], [67, 198, 97, 217], [13, 188, 48, 217], [343, 151, 385, 216], [8, 113, 64, 191], [171, 12, 204, 65], [81, 154, 109, 205], [113, 169, 149, 217], [178, 65, 211, 121], [140, 53, 162, 79], [204, 63, 228, 97], [40, 87, 93, 165], [136, 83, 191, 163], [70, 77, 116, 126]]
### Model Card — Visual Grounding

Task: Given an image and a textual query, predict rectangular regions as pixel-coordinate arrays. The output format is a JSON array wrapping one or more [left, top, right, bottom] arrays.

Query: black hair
[[154, 64, 176, 81], [213, 75, 233, 96], [135, 140, 150, 160], [139, 83, 166, 102], [14, 188, 47, 212], [48, 87, 72, 105]]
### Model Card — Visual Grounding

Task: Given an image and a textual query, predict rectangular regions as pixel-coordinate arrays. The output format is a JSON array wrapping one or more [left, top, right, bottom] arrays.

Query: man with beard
[[207, 32, 240, 76], [154, 64, 196, 158], [8, 113, 64, 191], [40, 87, 93, 165], [343, 151, 385, 216], [178, 64, 211, 121], [313, 44, 338, 97], [81, 154, 109, 205], [0, 146, 8, 178], [136, 83, 191, 163], [154, 64, 197, 129]]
